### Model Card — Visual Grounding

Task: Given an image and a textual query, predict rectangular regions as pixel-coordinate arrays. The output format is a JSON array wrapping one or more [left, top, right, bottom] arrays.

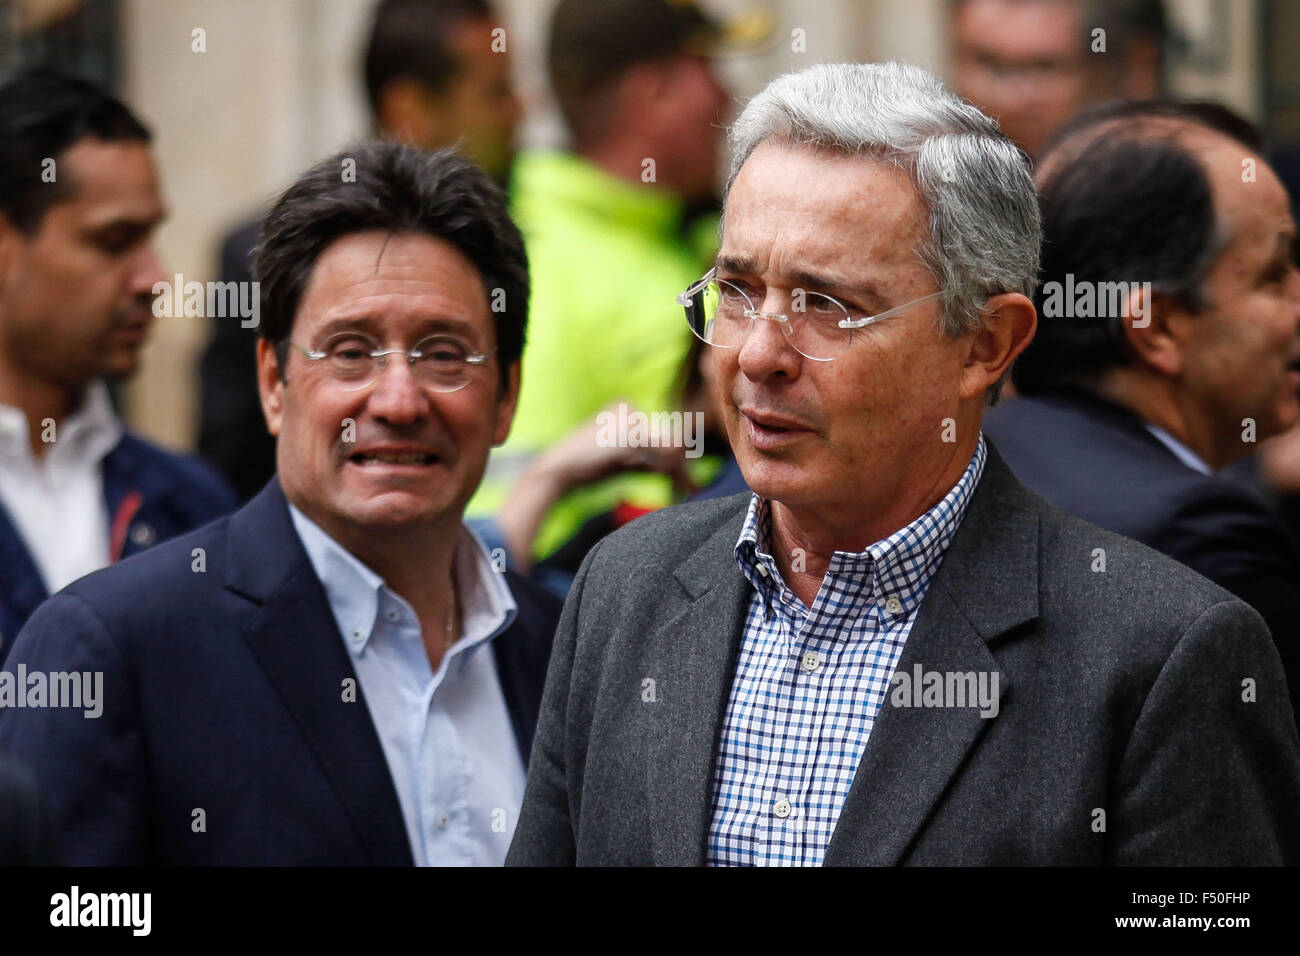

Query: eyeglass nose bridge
[[737, 303, 836, 363], [347, 346, 425, 393], [371, 347, 419, 377], [743, 307, 793, 326]]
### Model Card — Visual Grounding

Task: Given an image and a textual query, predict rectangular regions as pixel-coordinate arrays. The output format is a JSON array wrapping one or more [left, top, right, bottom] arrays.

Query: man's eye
[[717, 281, 752, 301], [327, 340, 373, 361], [418, 340, 469, 363], [1262, 263, 1291, 285], [94, 229, 139, 254]]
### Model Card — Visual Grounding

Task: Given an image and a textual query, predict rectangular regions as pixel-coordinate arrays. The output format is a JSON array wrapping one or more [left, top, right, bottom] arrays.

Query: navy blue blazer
[[0, 432, 237, 659], [0, 479, 561, 865], [0, 754, 47, 865], [985, 389, 1300, 705]]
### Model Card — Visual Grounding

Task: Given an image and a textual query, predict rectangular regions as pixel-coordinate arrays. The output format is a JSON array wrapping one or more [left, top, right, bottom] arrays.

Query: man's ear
[[257, 338, 285, 437], [0, 214, 21, 294], [492, 360, 521, 446], [1117, 284, 1185, 378], [959, 292, 1037, 400]]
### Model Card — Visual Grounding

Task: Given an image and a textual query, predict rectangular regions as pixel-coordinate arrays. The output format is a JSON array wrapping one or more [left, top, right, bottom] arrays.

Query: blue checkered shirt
[[706, 435, 987, 866]]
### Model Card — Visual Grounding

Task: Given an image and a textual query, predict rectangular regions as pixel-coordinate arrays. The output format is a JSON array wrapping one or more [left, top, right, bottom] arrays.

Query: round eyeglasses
[[676, 267, 944, 362], [289, 333, 494, 393]]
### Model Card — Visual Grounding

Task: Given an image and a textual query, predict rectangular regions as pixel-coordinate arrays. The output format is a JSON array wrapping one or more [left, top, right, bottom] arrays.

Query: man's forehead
[[1180, 126, 1293, 246], [52, 138, 163, 220], [722, 143, 926, 276], [955, 0, 1081, 53], [298, 232, 488, 326]]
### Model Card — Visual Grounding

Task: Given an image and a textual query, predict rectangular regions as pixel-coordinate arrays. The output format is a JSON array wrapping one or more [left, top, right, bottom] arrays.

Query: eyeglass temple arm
[[838, 290, 946, 329], [676, 267, 718, 308]]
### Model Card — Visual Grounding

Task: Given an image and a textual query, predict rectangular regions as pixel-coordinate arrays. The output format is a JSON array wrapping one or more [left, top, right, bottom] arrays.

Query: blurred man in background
[[467, 0, 733, 563], [985, 101, 1300, 710], [0, 69, 235, 655], [200, 0, 521, 501], [950, 0, 1166, 159]]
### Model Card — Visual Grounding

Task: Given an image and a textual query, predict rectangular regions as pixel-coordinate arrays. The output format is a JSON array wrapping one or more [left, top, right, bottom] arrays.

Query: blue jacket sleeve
[[0, 592, 148, 865]]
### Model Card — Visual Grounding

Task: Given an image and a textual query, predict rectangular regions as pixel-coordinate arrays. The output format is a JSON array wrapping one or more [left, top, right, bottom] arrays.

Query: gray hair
[[726, 61, 1041, 353]]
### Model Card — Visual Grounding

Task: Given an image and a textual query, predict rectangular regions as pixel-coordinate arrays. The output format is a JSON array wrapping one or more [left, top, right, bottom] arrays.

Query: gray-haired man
[[506, 62, 1300, 866]]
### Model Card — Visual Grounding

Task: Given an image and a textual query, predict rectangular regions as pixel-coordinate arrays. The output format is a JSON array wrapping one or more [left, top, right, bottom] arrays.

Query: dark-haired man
[[0, 143, 561, 865], [0, 69, 235, 654], [201, 0, 520, 500], [986, 101, 1300, 709]]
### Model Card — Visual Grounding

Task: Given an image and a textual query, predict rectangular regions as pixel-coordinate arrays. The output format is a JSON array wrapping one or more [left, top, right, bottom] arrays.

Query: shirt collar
[[511, 149, 686, 237], [0, 380, 122, 466], [734, 434, 988, 619], [287, 504, 517, 659], [1144, 423, 1213, 476]]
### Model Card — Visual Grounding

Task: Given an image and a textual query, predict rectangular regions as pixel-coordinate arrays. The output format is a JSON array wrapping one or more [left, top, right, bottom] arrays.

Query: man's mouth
[[739, 407, 812, 449], [348, 451, 441, 466], [741, 407, 810, 432]]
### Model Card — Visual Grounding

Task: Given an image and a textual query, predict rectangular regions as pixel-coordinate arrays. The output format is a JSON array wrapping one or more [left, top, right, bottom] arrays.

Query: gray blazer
[[507, 445, 1300, 865]]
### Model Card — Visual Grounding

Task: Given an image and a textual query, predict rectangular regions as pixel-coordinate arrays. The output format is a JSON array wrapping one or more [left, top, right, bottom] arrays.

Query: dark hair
[[253, 142, 528, 391], [0, 68, 151, 234], [1012, 100, 1263, 397], [362, 0, 491, 118], [1040, 97, 1267, 156]]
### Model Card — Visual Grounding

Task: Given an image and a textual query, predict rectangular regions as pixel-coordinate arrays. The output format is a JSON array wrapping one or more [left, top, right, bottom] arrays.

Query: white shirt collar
[[1144, 423, 1213, 476], [0, 380, 122, 467], [287, 503, 517, 657]]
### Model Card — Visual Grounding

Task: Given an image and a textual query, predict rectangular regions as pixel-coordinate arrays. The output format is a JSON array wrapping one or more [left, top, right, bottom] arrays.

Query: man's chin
[[97, 354, 142, 382], [735, 451, 810, 504], [338, 493, 449, 531]]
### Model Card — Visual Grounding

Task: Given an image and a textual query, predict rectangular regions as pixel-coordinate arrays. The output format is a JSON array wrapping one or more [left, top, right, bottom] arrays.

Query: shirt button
[[885, 596, 903, 615], [130, 523, 156, 547], [773, 798, 793, 819], [801, 651, 821, 673], [351, 630, 364, 643], [756, 563, 769, 578], [386, 609, 398, 621], [436, 813, 451, 829]]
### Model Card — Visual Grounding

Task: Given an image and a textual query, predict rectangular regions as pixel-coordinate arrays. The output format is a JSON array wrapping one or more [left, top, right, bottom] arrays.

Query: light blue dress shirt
[[289, 504, 524, 866], [1145, 423, 1213, 476]]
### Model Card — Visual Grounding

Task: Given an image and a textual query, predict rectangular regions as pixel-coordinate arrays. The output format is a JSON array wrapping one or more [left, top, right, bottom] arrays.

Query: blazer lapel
[[824, 446, 1039, 865], [227, 481, 413, 866], [646, 499, 753, 866]]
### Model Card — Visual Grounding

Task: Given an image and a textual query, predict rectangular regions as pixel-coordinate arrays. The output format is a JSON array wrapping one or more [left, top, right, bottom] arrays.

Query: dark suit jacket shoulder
[[507, 446, 1300, 865], [984, 391, 1300, 703], [0, 480, 558, 865], [0, 430, 237, 657]]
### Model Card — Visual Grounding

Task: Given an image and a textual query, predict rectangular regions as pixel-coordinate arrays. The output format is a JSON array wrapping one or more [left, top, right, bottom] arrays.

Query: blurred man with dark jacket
[[986, 101, 1300, 710], [0, 69, 235, 655]]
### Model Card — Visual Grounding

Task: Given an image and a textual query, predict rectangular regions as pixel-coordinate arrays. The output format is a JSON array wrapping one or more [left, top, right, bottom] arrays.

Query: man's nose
[[365, 356, 431, 425], [736, 301, 801, 382], [131, 243, 167, 297]]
